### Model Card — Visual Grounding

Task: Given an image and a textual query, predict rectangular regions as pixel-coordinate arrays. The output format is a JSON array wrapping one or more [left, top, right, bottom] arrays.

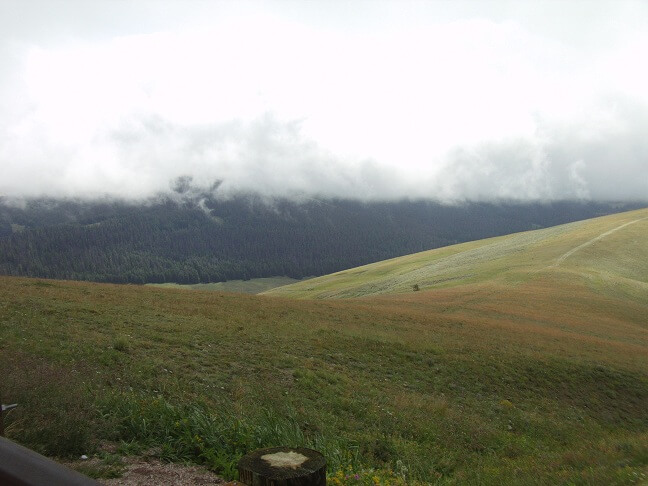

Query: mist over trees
[[0, 195, 642, 285]]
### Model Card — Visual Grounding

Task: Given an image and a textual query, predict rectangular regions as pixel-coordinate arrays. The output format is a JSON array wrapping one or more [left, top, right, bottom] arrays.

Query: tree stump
[[238, 447, 326, 486]]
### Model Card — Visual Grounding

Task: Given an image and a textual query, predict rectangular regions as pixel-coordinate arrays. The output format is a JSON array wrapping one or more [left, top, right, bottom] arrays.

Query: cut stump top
[[238, 446, 326, 484]]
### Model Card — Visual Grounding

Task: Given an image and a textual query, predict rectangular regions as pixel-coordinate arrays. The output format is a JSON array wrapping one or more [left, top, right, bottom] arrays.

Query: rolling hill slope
[[265, 207, 648, 299]]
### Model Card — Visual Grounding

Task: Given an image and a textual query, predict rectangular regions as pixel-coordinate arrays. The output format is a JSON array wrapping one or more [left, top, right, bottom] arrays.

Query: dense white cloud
[[1, 0, 647, 201]]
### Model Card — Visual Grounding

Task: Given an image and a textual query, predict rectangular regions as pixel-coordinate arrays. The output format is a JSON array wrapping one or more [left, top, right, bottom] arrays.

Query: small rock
[[80, 455, 88, 460]]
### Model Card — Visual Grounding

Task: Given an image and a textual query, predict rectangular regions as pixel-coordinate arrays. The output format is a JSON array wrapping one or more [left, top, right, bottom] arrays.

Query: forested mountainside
[[0, 195, 642, 284]]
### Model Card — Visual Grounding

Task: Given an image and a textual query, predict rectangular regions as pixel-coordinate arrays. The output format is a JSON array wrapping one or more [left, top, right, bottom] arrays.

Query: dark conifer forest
[[0, 195, 641, 284]]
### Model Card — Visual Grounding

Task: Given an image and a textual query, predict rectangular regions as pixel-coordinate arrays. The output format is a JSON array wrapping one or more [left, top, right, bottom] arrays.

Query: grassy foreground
[[1, 208, 647, 484]]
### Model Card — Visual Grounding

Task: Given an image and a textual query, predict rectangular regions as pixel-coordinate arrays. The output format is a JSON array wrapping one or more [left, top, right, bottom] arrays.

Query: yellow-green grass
[[264, 207, 648, 300], [1, 207, 647, 484], [146, 276, 305, 294]]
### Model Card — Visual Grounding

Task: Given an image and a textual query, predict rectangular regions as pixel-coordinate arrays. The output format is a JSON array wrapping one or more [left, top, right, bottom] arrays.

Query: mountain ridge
[[265, 207, 648, 299], [0, 195, 643, 284]]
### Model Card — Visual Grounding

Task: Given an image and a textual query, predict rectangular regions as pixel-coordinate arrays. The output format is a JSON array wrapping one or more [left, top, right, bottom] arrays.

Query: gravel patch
[[100, 457, 227, 486]]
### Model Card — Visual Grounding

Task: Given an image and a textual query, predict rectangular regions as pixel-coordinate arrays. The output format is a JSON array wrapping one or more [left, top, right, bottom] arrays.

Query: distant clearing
[[147, 276, 306, 294]]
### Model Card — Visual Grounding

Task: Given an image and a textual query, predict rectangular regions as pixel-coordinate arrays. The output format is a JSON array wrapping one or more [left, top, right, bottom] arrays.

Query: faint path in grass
[[551, 216, 648, 268]]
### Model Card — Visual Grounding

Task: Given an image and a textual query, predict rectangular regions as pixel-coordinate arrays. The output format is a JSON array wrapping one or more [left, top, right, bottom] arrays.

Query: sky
[[1, 0, 647, 202]]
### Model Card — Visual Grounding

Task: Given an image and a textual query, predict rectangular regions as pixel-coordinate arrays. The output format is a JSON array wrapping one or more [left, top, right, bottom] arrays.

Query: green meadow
[[1, 208, 647, 484]]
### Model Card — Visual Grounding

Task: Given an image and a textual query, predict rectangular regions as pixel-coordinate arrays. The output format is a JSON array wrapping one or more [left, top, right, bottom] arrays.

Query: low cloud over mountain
[[1, 1, 647, 202]]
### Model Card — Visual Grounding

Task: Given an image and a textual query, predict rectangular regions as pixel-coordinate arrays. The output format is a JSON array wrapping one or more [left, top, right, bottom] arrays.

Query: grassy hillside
[[265, 207, 648, 299], [1, 208, 647, 484]]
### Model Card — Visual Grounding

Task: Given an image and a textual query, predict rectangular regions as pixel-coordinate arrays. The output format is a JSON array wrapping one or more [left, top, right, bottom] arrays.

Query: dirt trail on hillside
[[551, 216, 648, 268]]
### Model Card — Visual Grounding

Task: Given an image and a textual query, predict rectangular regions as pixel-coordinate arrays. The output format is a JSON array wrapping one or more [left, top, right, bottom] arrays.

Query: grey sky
[[1, 0, 647, 201]]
